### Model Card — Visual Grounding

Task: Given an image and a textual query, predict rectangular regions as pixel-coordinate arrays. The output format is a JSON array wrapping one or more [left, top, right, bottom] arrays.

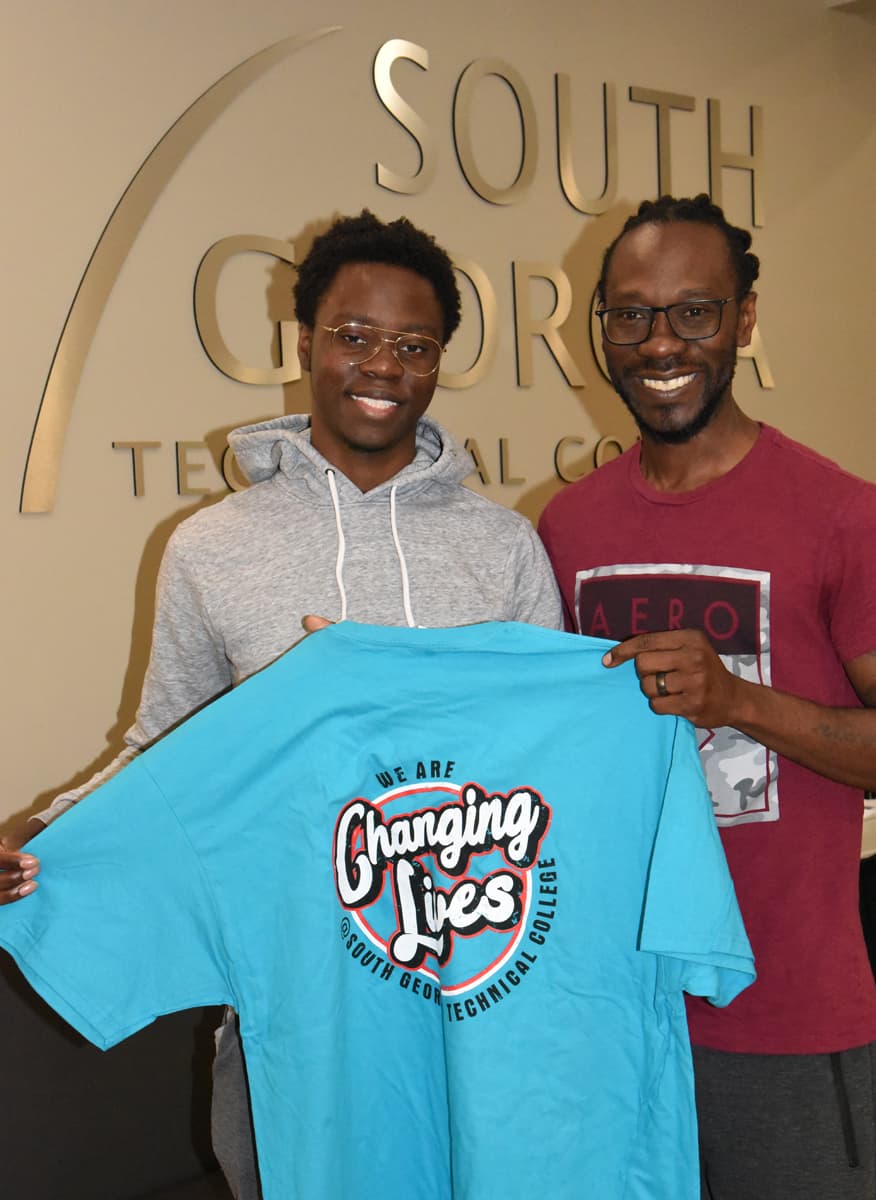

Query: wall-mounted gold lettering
[[372, 39, 766, 231], [738, 326, 774, 387], [191, 243, 773, 396], [110, 435, 615, 497], [554, 435, 587, 483], [112, 441, 161, 497], [221, 446, 249, 493], [373, 39, 434, 194], [512, 262, 585, 388], [628, 87, 696, 196], [556, 79, 618, 216], [439, 256, 498, 390], [708, 99, 765, 227], [452, 59, 538, 205], [498, 438, 525, 485], [593, 435, 624, 468], [554, 435, 625, 483], [176, 442, 212, 496], [194, 235, 301, 385], [463, 438, 491, 486]]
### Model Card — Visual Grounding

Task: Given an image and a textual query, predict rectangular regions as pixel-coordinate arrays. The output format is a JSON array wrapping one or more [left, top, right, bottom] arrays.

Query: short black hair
[[597, 193, 760, 301], [293, 210, 461, 344]]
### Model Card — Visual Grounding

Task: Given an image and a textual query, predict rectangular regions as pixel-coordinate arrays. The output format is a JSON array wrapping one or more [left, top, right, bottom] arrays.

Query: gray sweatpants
[[694, 1043, 876, 1200], [211, 1013, 261, 1200]]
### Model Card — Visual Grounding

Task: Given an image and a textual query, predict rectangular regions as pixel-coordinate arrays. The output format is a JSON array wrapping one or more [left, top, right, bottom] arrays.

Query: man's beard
[[609, 356, 737, 445]]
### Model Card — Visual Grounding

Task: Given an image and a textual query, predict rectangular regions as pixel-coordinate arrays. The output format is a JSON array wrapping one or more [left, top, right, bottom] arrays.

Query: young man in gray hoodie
[[0, 210, 562, 1198]]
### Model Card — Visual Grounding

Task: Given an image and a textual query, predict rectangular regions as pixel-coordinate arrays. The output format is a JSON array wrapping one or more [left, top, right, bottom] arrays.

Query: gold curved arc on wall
[[20, 25, 340, 514]]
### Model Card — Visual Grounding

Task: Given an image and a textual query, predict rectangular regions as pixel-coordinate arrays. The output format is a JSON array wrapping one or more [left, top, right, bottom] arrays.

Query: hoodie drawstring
[[325, 469, 348, 622], [324, 471, 416, 628], [389, 484, 416, 628]]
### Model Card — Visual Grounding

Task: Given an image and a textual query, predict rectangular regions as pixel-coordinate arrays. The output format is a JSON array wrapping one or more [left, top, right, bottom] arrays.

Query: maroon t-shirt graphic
[[576, 563, 776, 826]]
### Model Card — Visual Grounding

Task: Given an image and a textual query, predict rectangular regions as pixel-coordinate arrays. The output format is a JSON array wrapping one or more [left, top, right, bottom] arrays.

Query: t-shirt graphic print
[[575, 561, 777, 825], [0, 622, 754, 1200]]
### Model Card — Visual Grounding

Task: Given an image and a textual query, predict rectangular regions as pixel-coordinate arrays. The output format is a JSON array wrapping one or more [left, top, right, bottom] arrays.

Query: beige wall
[[3, 0, 875, 826]]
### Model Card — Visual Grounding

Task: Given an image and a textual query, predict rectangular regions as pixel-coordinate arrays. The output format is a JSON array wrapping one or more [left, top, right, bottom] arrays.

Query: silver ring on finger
[[655, 670, 669, 698]]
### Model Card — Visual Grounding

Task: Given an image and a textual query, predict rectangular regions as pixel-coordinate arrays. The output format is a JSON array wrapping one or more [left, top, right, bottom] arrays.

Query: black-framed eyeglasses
[[595, 296, 743, 345], [320, 322, 444, 376]]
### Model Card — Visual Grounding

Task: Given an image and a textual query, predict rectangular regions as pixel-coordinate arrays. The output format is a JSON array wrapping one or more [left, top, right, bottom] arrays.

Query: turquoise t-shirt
[[0, 622, 754, 1199]]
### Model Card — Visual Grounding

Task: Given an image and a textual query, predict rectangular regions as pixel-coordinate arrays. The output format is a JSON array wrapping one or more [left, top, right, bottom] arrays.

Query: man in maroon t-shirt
[[539, 194, 876, 1200]]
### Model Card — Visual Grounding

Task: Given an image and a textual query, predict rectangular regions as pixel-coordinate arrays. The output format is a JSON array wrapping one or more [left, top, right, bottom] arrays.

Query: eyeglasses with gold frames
[[320, 322, 443, 376]]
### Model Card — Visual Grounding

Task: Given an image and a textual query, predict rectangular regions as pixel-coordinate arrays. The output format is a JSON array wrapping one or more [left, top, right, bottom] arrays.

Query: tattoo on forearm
[[814, 718, 876, 748]]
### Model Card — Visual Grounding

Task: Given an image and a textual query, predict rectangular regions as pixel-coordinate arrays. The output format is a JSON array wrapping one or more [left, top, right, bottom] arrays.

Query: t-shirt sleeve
[[0, 758, 232, 1049], [826, 487, 876, 665], [638, 718, 755, 1007]]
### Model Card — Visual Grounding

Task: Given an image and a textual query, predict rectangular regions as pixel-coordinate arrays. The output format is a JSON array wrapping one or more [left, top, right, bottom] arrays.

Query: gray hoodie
[[41, 414, 561, 821]]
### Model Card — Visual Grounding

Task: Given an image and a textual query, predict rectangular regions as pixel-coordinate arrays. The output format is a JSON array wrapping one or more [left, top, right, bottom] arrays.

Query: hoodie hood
[[227, 412, 473, 503], [227, 413, 476, 628]]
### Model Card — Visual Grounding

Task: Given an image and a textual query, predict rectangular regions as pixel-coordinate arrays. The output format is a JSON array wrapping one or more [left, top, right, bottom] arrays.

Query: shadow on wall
[[2, 488, 224, 835], [513, 200, 639, 527]]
